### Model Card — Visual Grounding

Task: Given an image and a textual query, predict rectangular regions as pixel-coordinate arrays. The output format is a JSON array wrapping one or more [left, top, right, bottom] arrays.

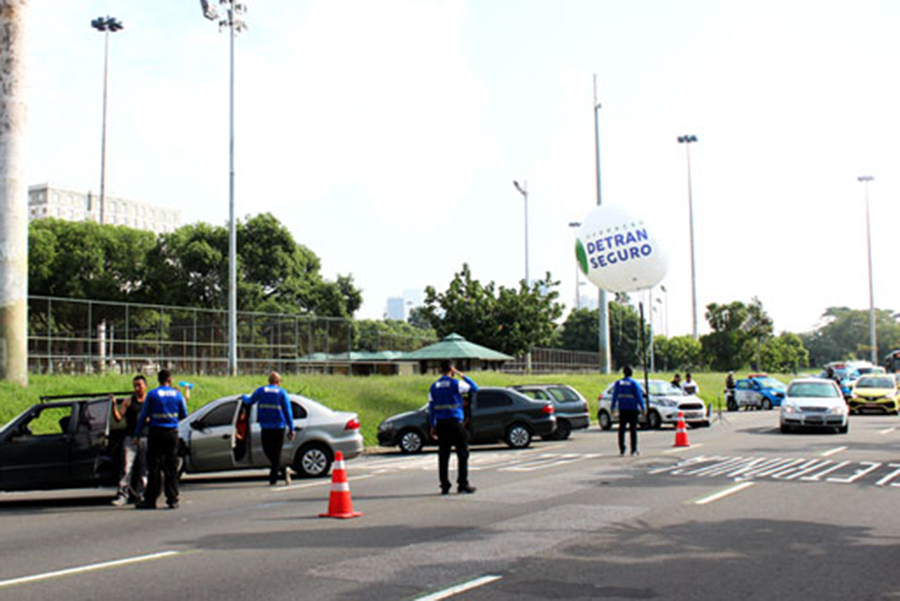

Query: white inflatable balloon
[[575, 204, 669, 293]]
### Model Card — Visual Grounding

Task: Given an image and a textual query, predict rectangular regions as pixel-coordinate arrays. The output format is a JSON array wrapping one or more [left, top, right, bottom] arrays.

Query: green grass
[[0, 371, 800, 445]]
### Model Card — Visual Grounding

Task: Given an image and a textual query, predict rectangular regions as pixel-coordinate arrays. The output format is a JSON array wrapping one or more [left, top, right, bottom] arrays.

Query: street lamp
[[201, 0, 247, 376], [91, 16, 124, 225], [659, 284, 668, 337], [677, 134, 699, 339], [858, 175, 877, 364], [593, 74, 611, 373], [568, 221, 582, 309], [513, 179, 531, 374]]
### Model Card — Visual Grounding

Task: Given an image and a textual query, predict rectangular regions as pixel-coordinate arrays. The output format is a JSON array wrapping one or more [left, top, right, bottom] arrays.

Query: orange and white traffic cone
[[319, 451, 362, 519], [674, 412, 690, 448]]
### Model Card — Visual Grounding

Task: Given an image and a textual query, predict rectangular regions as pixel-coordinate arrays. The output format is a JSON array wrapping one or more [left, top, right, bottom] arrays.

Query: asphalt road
[[1, 410, 899, 600]]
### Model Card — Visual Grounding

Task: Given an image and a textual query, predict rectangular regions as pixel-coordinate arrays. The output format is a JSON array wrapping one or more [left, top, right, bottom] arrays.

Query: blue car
[[819, 364, 860, 399], [728, 374, 787, 411]]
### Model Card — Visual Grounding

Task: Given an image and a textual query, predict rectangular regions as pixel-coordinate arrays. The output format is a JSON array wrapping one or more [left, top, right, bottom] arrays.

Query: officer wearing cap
[[429, 360, 478, 495]]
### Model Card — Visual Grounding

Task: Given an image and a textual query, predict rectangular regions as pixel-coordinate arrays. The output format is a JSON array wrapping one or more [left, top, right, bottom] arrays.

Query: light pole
[[660, 284, 668, 337], [91, 16, 123, 226], [513, 180, 531, 373], [593, 74, 611, 373], [201, 0, 246, 376], [568, 221, 582, 309], [859, 175, 877, 364], [677, 134, 699, 339]]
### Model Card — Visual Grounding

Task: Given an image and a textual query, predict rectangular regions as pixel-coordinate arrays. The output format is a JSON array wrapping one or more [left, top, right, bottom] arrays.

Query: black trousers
[[618, 409, 640, 454], [146, 428, 179, 506], [261, 428, 286, 484], [436, 420, 469, 490]]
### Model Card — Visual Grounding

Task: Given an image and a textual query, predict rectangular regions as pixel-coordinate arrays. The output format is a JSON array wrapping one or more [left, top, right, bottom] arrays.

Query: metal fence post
[[47, 297, 53, 374]]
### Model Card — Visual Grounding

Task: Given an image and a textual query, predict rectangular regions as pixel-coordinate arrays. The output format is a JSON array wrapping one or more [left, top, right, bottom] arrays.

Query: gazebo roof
[[402, 333, 514, 361]]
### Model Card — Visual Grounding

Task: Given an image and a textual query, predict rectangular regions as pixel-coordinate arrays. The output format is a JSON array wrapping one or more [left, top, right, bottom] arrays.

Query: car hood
[[854, 388, 896, 398]]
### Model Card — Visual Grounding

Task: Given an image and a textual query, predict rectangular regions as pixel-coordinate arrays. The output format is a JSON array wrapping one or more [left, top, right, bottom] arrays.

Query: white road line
[[414, 575, 503, 601], [820, 446, 847, 457], [271, 474, 374, 493], [663, 443, 704, 454], [694, 482, 756, 505], [879, 427, 896, 435], [0, 551, 181, 589]]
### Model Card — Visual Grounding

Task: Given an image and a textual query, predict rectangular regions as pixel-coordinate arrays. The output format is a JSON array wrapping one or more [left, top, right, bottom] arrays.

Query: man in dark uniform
[[135, 370, 189, 510], [246, 371, 295, 486], [429, 360, 479, 495], [611, 366, 645, 457]]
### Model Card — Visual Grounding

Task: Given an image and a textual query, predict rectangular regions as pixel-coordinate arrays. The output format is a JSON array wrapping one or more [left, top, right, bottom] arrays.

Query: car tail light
[[344, 418, 360, 430], [583, 401, 589, 412], [542, 403, 555, 415]]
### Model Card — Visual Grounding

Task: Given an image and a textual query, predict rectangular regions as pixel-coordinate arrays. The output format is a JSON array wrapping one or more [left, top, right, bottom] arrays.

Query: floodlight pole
[[91, 16, 123, 225], [678, 134, 699, 339], [859, 175, 877, 364], [513, 179, 532, 374], [594, 75, 611, 373]]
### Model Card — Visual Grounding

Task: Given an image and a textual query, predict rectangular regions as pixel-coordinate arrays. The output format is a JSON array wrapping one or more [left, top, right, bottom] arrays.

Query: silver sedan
[[780, 378, 849, 434], [179, 394, 364, 478]]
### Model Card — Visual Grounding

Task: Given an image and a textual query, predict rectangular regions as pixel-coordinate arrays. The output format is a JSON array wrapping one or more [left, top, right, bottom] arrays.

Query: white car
[[597, 379, 710, 430], [780, 378, 849, 434]]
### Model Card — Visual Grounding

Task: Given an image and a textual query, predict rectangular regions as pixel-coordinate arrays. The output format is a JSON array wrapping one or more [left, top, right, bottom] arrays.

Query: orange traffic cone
[[674, 412, 690, 448], [319, 451, 362, 519]]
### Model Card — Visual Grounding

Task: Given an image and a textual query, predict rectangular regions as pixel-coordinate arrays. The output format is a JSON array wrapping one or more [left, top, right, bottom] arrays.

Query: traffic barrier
[[319, 451, 362, 519], [674, 411, 690, 447]]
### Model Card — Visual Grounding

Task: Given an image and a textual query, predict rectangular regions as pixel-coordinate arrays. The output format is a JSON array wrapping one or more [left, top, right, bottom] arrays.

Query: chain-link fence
[[27, 296, 433, 376], [504, 348, 604, 374]]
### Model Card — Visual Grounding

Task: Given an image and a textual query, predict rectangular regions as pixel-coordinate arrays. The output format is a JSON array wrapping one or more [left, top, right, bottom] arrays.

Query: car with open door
[[0, 393, 124, 493], [178, 393, 363, 479]]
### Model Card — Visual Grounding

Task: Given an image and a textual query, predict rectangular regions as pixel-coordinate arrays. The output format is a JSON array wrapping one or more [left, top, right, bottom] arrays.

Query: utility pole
[[0, 0, 30, 385], [593, 75, 611, 373]]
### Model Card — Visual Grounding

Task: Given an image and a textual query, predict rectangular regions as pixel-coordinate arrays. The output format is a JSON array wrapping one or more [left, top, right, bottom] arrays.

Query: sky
[[22, 0, 900, 338]]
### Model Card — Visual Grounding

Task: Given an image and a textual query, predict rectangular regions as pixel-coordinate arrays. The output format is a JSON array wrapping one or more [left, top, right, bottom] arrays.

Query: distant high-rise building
[[28, 183, 181, 234], [385, 297, 406, 321]]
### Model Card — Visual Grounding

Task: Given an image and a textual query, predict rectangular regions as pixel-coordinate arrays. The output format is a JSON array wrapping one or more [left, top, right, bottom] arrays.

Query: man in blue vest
[[429, 360, 478, 495], [247, 371, 295, 486], [611, 365, 645, 457], [134, 369, 189, 509]]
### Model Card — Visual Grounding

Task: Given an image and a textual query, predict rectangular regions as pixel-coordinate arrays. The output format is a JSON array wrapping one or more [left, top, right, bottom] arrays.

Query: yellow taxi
[[850, 374, 899, 415]]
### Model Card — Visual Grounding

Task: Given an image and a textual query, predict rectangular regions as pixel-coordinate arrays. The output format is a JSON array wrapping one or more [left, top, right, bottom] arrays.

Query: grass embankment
[[0, 371, 796, 445]]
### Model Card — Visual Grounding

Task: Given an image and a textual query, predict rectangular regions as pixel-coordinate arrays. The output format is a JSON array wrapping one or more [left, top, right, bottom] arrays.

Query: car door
[[0, 404, 74, 490], [70, 398, 113, 486], [188, 399, 241, 472], [469, 390, 513, 442], [245, 400, 310, 468], [734, 381, 753, 407]]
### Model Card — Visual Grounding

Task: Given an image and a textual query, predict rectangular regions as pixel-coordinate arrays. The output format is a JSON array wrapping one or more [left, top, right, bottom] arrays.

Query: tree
[[800, 307, 900, 366], [354, 319, 436, 352], [556, 300, 646, 369], [744, 297, 774, 370], [420, 264, 563, 356], [700, 301, 750, 371], [760, 332, 809, 373], [655, 335, 702, 371], [558, 308, 597, 352]]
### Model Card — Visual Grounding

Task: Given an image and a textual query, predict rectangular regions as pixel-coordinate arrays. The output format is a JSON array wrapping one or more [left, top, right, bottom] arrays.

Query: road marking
[[0, 551, 181, 589], [664, 443, 704, 454], [694, 482, 756, 505], [414, 575, 502, 601], [500, 453, 601, 472], [820, 446, 847, 457], [879, 427, 896, 435], [271, 474, 374, 493]]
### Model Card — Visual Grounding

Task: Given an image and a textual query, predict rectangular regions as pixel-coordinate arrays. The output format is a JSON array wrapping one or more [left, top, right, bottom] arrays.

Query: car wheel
[[727, 398, 738, 412], [505, 423, 532, 449], [598, 410, 613, 431], [761, 398, 773, 411], [398, 428, 425, 454], [780, 424, 792, 434], [553, 419, 572, 440], [647, 410, 662, 430], [293, 443, 333, 478], [838, 424, 849, 434]]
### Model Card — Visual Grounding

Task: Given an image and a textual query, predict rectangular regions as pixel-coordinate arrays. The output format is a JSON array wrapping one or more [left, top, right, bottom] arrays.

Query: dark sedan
[[508, 384, 590, 440], [0, 393, 124, 493], [377, 387, 557, 454]]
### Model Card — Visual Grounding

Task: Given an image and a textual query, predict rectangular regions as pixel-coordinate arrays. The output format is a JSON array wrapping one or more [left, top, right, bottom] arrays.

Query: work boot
[[458, 485, 477, 494]]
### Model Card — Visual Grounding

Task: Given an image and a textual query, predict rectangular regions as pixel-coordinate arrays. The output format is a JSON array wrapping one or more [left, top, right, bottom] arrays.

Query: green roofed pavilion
[[403, 333, 513, 373]]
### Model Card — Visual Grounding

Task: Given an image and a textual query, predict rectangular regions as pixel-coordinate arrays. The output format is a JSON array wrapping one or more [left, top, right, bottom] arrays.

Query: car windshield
[[547, 387, 581, 402], [754, 377, 786, 391], [645, 381, 683, 396], [788, 382, 840, 398], [856, 377, 894, 389]]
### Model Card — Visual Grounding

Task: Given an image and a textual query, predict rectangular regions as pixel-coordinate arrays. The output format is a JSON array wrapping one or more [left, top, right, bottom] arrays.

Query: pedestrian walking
[[110, 375, 149, 506], [429, 360, 478, 495], [135, 370, 189, 510], [246, 372, 295, 486], [611, 366, 645, 456]]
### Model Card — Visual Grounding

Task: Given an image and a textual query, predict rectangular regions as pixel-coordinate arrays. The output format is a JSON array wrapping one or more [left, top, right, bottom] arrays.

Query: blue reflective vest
[[611, 377, 645, 412], [248, 385, 293, 430], [135, 386, 188, 435], [428, 375, 478, 427]]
